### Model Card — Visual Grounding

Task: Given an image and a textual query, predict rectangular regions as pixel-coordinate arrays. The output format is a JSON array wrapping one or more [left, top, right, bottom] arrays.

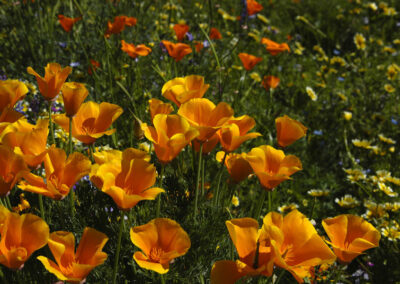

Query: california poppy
[[19, 146, 91, 200], [57, 15, 82, 32], [121, 40, 152, 59], [61, 82, 89, 117], [38, 227, 108, 283], [194, 41, 204, 52], [0, 145, 28, 197], [322, 214, 380, 263], [209, 28, 222, 40], [238, 53, 263, 71], [105, 15, 137, 38], [53, 101, 123, 145], [261, 38, 290, 56], [130, 218, 191, 274], [247, 0, 263, 16], [216, 151, 253, 183], [90, 148, 164, 210], [0, 107, 25, 135], [173, 24, 189, 41], [191, 133, 219, 154], [161, 40, 192, 62], [0, 79, 29, 112], [162, 75, 209, 107], [261, 75, 280, 91], [0, 206, 49, 269], [142, 114, 199, 164], [245, 145, 302, 190], [93, 148, 150, 166], [88, 59, 100, 75], [27, 63, 72, 101], [275, 115, 307, 147], [148, 98, 174, 120]]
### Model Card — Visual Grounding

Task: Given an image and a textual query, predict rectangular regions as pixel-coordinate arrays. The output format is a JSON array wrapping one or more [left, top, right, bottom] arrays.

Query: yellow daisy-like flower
[[277, 203, 299, 213], [306, 86, 317, 101], [354, 33, 366, 50], [384, 84, 396, 93], [249, 72, 262, 82], [231, 195, 239, 207], [378, 182, 398, 197], [335, 194, 360, 208], [378, 134, 396, 144], [343, 111, 352, 121], [307, 189, 330, 197], [344, 168, 367, 183], [352, 139, 371, 148]]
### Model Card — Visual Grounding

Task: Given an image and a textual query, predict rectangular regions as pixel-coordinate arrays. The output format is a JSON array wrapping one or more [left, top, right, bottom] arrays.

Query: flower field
[[0, 0, 399, 283]]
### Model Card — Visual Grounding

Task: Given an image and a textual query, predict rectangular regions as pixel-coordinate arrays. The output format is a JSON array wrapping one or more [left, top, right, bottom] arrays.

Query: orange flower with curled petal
[[18, 146, 91, 200], [162, 75, 209, 107], [161, 40, 192, 62], [53, 101, 123, 145], [261, 38, 290, 56], [210, 28, 222, 40], [178, 98, 234, 142], [238, 53, 263, 71], [105, 15, 137, 38], [261, 75, 280, 91], [57, 15, 81, 32], [121, 40, 152, 59], [27, 63, 72, 101], [216, 151, 253, 183], [149, 98, 174, 120], [218, 115, 261, 152], [211, 218, 274, 284], [322, 214, 380, 263], [0, 206, 49, 269], [245, 145, 302, 190], [142, 114, 199, 164], [61, 82, 89, 117], [247, 0, 263, 16], [173, 24, 189, 41], [1, 119, 49, 167], [130, 218, 190, 274], [0, 107, 24, 136], [275, 115, 307, 147], [90, 148, 164, 210], [262, 210, 336, 283], [0, 145, 28, 197], [0, 80, 28, 112], [37, 227, 108, 283]]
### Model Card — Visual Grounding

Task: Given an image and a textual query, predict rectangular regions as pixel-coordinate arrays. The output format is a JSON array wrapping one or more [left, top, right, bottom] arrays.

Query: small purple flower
[[186, 32, 193, 41], [333, 49, 340, 55], [159, 41, 167, 53], [70, 62, 80, 67], [338, 77, 345, 81], [58, 42, 67, 48], [313, 130, 323, 135]]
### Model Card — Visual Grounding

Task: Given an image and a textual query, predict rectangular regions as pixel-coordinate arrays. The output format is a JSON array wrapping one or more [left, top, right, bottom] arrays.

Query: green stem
[[68, 117, 73, 156], [268, 191, 272, 212], [253, 190, 266, 219], [160, 274, 166, 284], [194, 143, 203, 220], [38, 195, 45, 221], [310, 196, 316, 220], [201, 157, 205, 196], [214, 151, 227, 207], [156, 165, 165, 218], [5, 196, 12, 210], [48, 101, 55, 145], [112, 211, 125, 284]]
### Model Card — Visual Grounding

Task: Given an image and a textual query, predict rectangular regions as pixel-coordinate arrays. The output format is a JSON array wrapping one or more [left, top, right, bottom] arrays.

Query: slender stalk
[[0, 198, 8, 210], [194, 143, 203, 220], [310, 196, 317, 220], [156, 164, 165, 218], [214, 151, 227, 207], [48, 101, 55, 145], [160, 274, 166, 284], [0, 198, 4, 208], [268, 191, 272, 212], [201, 157, 205, 196], [38, 195, 45, 220], [5, 196, 12, 210], [68, 117, 73, 155], [112, 211, 125, 284], [275, 269, 286, 284], [253, 190, 266, 219]]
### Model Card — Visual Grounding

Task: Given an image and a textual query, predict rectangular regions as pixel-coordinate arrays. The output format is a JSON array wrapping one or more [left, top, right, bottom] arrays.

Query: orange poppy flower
[[148, 99, 174, 120], [105, 15, 137, 38], [61, 82, 89, 117], [0, 206, 49, 269], [209, 28, 222, 40], [37, 227, 108, 283], [247, 0, 263, 16], [191, 133, 219, 154], [261, 38, 290, 56], [194, 41, 204, 52], [245, 145, 302, 190], [57, 15, 82, 32], [130, 218, 191, 274], [121, 40, 152, 59], [53, 101, 123, 145], [275, 115, 307, 147], [263, 210, 336, 282], [90, 148, 164, 210], [93, 148, 150, 166], [238, 53, 263, 71], [142, 114, 199, 164], [0, 80, 29, 112], [218, 115, 261, 152], [27, 63, 72, 101], [322, 214, 381, 263], [173, 24, 189, 41], [0, 145, 28, 197], [162, 75, 209, 107], [161, 40, 192, 62], [261, 75, 280, 91], [1, 119, 49, 167], [211, 218, 274, 283], [18, 146, 91, 200], [0, 107, 24, 135], [216, 151, 253, 183], [88, 59, 100, 75]]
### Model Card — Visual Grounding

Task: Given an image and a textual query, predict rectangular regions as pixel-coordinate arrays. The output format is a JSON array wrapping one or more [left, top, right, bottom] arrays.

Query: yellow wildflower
[[354, 33, 366, 50], [335, 194, 360, 208]]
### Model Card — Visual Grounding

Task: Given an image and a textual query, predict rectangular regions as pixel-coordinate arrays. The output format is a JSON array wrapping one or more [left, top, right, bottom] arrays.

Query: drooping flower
[[245, 145, 302, 190], [261, 38, 290, 56], [105, 15, 137, 38], [90, 148, 164, 210], [247, 0, 263, 16], [178, 98, 234, 142], [238, 53, 263, 71], [27, 63, 72, 101], [57, 15, 82, 32], [148, 98, 174, 120], [0, 206, 49, 269], [53, 101, 123, 145], [121, 40, 152, 59], [322, 214, 380, 263], [161, 40, 192, 62], [0, 80, 29, 112], [275, 115, 307, 147], [130, 218, 190, 274], [18, 146, 91, 200], [61, 82, 89, 117], [261, 75, 280, 91], [0, 145, 28, 197], [173, 24, 189, 41], [209, 28, 222, 40], [37, 227, 108, 283], [216, 152, 253, 183], [162, 75, 209, 107], [142, 114, 199, 164]]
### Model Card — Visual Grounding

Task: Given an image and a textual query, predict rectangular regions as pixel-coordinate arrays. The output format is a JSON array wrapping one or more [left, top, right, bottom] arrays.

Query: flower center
[[149, 247, 164, 262]]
